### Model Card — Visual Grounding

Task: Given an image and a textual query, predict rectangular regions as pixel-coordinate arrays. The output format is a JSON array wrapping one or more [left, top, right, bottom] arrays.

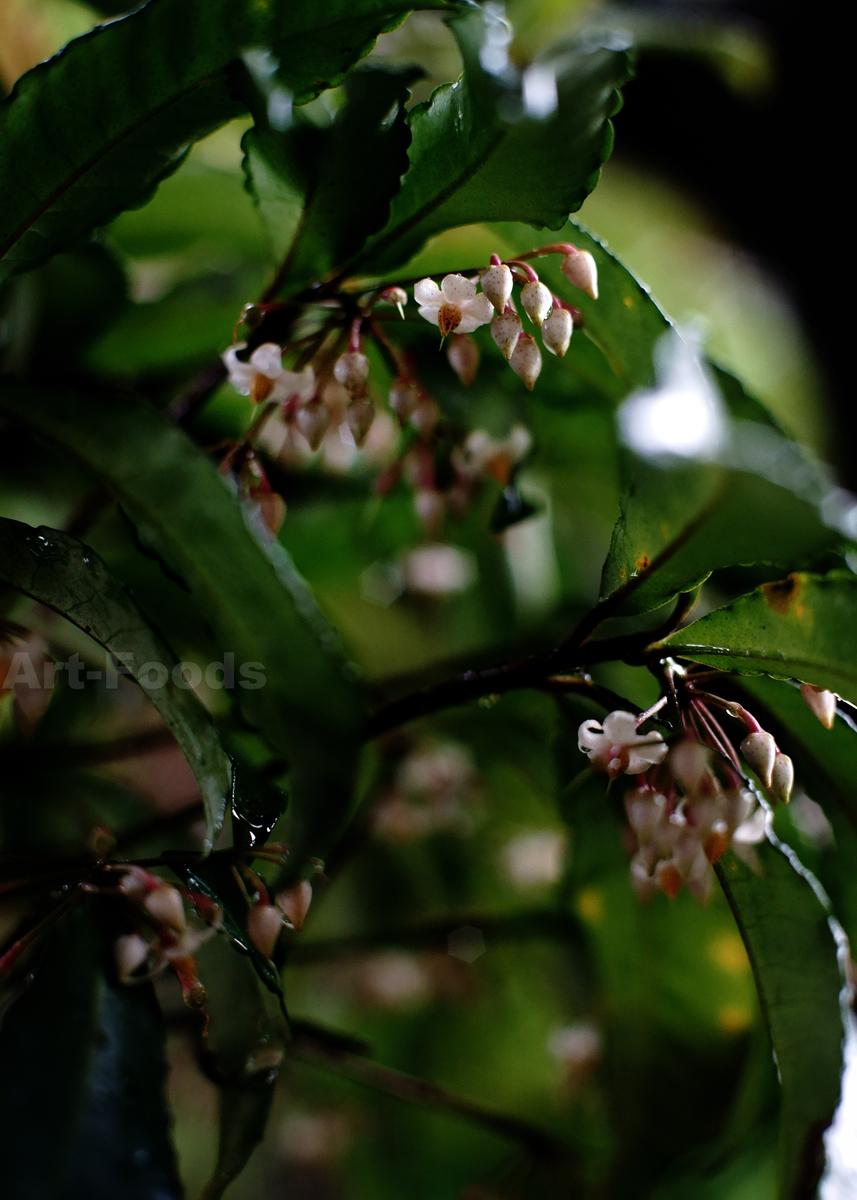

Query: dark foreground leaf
[[0, 0, 448, 284], [0, 381, 365, 874], [717, 840, 845, 1199], [0, 515, 232, 847], [660, 573, 857, 706]]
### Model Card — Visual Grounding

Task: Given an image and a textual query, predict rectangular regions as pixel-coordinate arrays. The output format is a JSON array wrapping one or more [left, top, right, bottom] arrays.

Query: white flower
[[223, 342, 315, 404], [414, 275, 494, 336], [578, 710, 668, 779]]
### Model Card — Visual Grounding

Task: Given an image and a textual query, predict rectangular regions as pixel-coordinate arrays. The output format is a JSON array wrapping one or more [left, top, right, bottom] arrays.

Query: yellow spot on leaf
[[623, 296, 633, 308], [577, 888, 603, 924], [635, 554, 650, 572]]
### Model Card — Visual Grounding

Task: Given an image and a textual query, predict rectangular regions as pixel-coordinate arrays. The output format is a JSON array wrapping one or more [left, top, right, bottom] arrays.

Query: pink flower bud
[[333, 351, 369, 395], [144, 884, 187, 934], [800, 683, 837, 729], [491, 311, 522, 361], [541, 307, 572, 357], [447, 334, 480, 386], [770, 753, 794, 804], [247, 902, 285, 958], [347, 397, 375, 446], [389, 379, 419, 422], [740, 731, 776, 788], [295, 399, 330, 450], [561, 250, 598, 299], [520, 279, 553, 326], [509, 333, 542, 390], [276, 879, 314, 932], [480, 263, 513, 313]]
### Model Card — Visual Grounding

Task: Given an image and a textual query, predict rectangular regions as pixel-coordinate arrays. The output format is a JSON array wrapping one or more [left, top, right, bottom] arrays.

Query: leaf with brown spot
[[659, 572, 857, 704]]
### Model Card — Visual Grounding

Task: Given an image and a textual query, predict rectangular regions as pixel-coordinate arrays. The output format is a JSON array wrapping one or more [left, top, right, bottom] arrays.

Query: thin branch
[[289, 1021, 572, 1159]]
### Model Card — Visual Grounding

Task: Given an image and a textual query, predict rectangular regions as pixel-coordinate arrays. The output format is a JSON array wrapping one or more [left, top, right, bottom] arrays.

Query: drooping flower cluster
[[577, 693, 797, 903], [219, 241, 598, 540]]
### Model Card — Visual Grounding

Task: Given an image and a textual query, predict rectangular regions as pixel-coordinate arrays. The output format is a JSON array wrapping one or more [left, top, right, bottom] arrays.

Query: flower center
[[251, 373, 275, 403], [438, 304, 463, 336]]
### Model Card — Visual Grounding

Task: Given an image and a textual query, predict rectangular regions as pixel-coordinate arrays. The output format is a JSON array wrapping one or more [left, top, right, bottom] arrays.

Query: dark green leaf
[[245, 64, 421, 291], [0, 515, 232, 847], [0, 903, 102, 1196], [349, 9, 632, 275], [659, 572, 857, 705], [194, 937, 288, 1198], [716, 841, 845, 1199], [0, 382, 365, 874], [231, 763, 289, 851], [0, 0, 449, 285]]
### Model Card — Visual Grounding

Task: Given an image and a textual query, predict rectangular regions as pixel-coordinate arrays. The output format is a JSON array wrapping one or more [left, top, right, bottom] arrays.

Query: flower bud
[[247, 902, 285, 958], [480, 263, 513, 313], [295, 400, 330, 451], [333, 351, 369, 395], [520, 279, 553, 326], [800, 683, 837, 730], [258, 492, 286, 536], [144, 884, 186, 934], [276, 879, 313, 932], [414, 489, 444, 534], [541, 307, 572, 357], [447, 334, 480, 386], [509, 333, 542, 390], [561, 250, 598, 299], [770, 753, 794, 804], [740, 731, 776, 788], [347, 397, 375, 447], [491, 311, 522, 361], [382, 286, 407, 318], [389, 379, 419, 422]]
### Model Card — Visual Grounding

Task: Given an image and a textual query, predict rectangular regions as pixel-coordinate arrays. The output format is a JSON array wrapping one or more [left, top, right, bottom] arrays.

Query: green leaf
[[195, 937, 288, 1199], [0, 904, 101, 1196], [0, 381, 365, 873], [659, 572, 857, 706], [0, 516, 232, 847], [716, 841, 845, 1199], [349, 8, 632, 275], [245, 64, 421, 291], [0, 0, 449, 285]]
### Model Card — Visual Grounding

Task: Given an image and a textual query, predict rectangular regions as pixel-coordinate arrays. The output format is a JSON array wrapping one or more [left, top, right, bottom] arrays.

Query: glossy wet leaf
[[350, 8, 632, 275], [0, 515, 232, 847], [659, 573, 857, 705], [0, 381, 365, 874], [231, 763, 289, 851], [716, 842, 845, 1199], [245, 64, 421, 292], [0, 0, 448, 285]]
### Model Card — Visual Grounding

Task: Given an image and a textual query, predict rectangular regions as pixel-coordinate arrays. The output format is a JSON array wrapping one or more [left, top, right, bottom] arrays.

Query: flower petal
[[414, 278, 442, 306], [461, 293, 494, 325], [441, 274, 477, 303], [601, 711, 639, 743], [418, 304, 442, 326], [577, 719, 606, 752], [273, 366, 315, 403], [250, 343, 284, 377]]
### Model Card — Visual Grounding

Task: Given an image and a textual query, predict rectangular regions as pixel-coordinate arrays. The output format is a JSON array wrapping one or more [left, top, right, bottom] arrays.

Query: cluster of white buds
[[624, 742, 765, 903], [738, 724, 793, 805], [414, 244, 598, 392]]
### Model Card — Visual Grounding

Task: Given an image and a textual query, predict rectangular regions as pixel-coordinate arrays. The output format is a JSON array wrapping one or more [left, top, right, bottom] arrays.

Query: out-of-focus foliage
[[1, 2, 855, 1200]]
